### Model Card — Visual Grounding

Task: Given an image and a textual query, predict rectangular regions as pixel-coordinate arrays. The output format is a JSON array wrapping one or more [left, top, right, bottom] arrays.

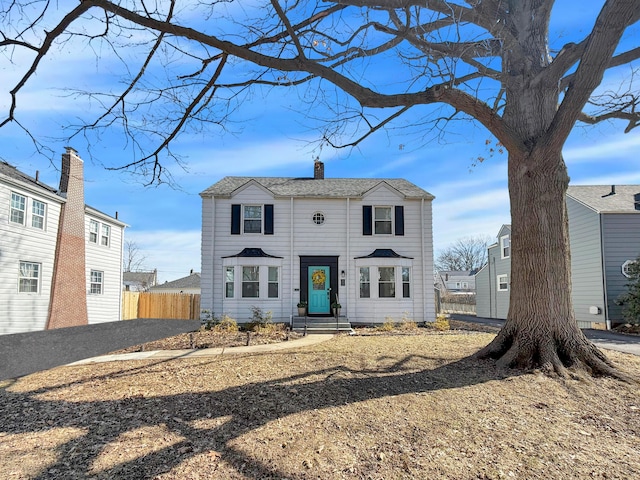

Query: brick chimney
[[46, 147, 89, 329], [314, 159, 324, 180]]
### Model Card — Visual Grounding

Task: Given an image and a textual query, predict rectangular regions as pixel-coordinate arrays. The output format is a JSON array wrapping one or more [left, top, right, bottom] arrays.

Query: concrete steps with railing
[[292, 316, 352, 334]]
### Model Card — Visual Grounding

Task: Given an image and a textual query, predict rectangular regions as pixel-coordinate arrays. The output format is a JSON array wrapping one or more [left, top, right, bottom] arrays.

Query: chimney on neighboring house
[[314, 158, 324, 180], [46, 147, 89, 329]]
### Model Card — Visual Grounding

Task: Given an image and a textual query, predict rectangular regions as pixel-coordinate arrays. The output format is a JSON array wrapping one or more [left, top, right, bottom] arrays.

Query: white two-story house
[[200, 161, 435, 326], [0, 148, 126, 335]]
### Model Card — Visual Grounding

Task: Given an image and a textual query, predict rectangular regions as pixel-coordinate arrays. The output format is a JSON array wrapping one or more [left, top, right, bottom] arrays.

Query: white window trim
[[90, 270, 104, 294], [500, 235, 511, 259], [89, 219, 99, 243], [222, 260, 283, 300], [10, 192, 27, 226], [373, 206, 393, 236], [497, 274, 509, 292], [242, 205, 263, 234], [100, 224, 111, 247], [354, 260, 413, 300], [312, 211, 326, 226], [31, 199, 46, 230], [18, 261, 41, 294]]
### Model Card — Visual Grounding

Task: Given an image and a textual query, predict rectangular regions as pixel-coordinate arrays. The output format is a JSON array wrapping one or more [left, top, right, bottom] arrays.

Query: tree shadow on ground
[[0, 350, 519, 479]]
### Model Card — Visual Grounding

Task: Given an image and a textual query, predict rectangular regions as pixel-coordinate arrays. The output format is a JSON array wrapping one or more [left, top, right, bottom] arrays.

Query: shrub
[[213, 314, 238, 333], [399, 312, 418, 331], [245, 306, 274, 331], [433, 314, 450, 331], [376, 317, 395, 332]]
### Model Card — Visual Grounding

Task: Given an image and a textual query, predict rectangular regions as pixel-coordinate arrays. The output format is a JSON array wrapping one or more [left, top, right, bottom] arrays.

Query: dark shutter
[[264, 204, 274, 235], [363, 205, 372, 235], [231, 204, 241, 235], [395, 206, 404, 236]]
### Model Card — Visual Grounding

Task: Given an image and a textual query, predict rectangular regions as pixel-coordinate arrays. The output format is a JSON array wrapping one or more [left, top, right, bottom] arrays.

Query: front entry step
[[292, 316, 352, 334]]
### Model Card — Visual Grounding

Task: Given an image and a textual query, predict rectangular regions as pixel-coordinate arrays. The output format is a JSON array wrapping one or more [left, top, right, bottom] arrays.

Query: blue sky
[[1, 2, 639, 283]]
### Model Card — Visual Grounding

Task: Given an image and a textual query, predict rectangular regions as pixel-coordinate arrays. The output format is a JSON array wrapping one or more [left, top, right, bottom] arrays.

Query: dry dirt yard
[[1, 325, 639, 480]]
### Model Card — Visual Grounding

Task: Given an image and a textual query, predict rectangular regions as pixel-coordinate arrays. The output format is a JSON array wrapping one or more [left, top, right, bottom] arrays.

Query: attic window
[[313, 212, 325, 225]]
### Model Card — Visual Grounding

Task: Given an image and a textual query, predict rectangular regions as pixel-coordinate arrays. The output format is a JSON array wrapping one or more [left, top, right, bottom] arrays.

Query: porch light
[[341, 270, 346, 279]]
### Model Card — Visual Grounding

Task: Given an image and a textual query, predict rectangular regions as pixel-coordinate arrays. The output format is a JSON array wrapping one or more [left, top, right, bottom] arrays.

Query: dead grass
[[1, 328, 639, 479]]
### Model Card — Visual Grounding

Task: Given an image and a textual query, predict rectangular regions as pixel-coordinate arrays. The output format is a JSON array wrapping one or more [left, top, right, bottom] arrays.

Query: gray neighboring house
[[150, 270, 201, 294], [476, 185, 640, 329], [123, 270, 158, 292], [435, 270, 477, 294], [475, 224, 511, 320]]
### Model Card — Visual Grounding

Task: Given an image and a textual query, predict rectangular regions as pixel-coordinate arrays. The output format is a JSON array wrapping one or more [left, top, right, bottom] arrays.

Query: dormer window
[[500, 235, 511, 259]]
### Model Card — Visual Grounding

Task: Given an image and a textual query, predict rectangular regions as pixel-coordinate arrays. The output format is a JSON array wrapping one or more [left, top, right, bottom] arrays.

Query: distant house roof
[[152, 272, 201, 290], [567, 185, 640, 213], [123, 271, 158, 288], [201, 176, 434, 200]]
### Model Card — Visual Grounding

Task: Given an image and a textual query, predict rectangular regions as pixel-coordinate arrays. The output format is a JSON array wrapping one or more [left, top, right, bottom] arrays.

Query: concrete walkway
[[69, 334, 334, 366]]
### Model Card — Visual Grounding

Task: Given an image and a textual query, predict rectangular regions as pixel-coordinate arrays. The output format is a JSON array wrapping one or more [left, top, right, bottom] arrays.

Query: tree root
[[475, 324, 635, 383]]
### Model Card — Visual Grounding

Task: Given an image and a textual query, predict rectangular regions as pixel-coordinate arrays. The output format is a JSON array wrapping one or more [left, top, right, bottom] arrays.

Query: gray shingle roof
[[152, 272, 201, 290], [567, 185, 640, 213], [0, 160, 58, 195], [201, 176, 434, 199]]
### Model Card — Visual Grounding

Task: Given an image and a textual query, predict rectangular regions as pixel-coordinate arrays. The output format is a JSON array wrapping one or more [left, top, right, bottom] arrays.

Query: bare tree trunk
[[477, 147, 618, 377]]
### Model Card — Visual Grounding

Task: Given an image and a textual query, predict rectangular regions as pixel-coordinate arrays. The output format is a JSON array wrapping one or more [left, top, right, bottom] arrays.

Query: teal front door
[[308, 266, 330, 314]]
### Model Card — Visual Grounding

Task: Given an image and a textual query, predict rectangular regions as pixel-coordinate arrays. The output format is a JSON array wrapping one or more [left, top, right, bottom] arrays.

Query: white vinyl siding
[[85, 213, 124, 325]]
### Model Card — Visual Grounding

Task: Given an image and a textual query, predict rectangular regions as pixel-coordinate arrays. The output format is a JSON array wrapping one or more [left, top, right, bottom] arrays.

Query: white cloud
[[126, 229, 201, 283], [565, 134, 640, 164]]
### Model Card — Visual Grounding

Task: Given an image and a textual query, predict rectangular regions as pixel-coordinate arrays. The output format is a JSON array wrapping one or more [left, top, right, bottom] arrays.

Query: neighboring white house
[[150, 270, 201, 294], [0, 148, 126, 335], [123, 269, 158, 291], [200, 160, 436, 326], [476, 185, 640, 329]]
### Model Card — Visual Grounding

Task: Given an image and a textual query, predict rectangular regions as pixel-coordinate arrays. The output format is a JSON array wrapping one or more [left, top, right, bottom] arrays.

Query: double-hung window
[[402, 267, 411, 298], [19, 261, 40, 293], [360, 267, 370, 298], [374, 207, 393, 235], [268, 267, 279, 298], [243, 206, 262, 233], [497, 274, 509, 291], [225, 267, 235, 298], [500, 235, 511, 259], [379, 267, 396, 298], [242, 266, 260, 298], [10, 193, 26, 225], [31, 200, 46, 229], [89, 220, 99, 243], [90, 270, 104, 294], [101, 224, 111, 246]]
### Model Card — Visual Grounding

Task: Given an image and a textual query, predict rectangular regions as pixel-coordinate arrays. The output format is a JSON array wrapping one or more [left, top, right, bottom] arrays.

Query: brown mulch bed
[[614, 323, 640, 336], [2, 322, 639, 479]]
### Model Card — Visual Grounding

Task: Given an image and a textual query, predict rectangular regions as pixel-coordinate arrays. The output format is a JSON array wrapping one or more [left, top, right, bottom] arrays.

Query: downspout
[[290, 196, 294, 326], [346, 197, 350, 319], [119, 224, 126, 321], [210, 195, 216, 315], [414, 198, 424, 322], [599, 214, 610, 329]]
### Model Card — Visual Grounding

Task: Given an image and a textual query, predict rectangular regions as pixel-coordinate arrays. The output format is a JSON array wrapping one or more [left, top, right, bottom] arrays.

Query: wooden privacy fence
[[122, 292, 201, 320]]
